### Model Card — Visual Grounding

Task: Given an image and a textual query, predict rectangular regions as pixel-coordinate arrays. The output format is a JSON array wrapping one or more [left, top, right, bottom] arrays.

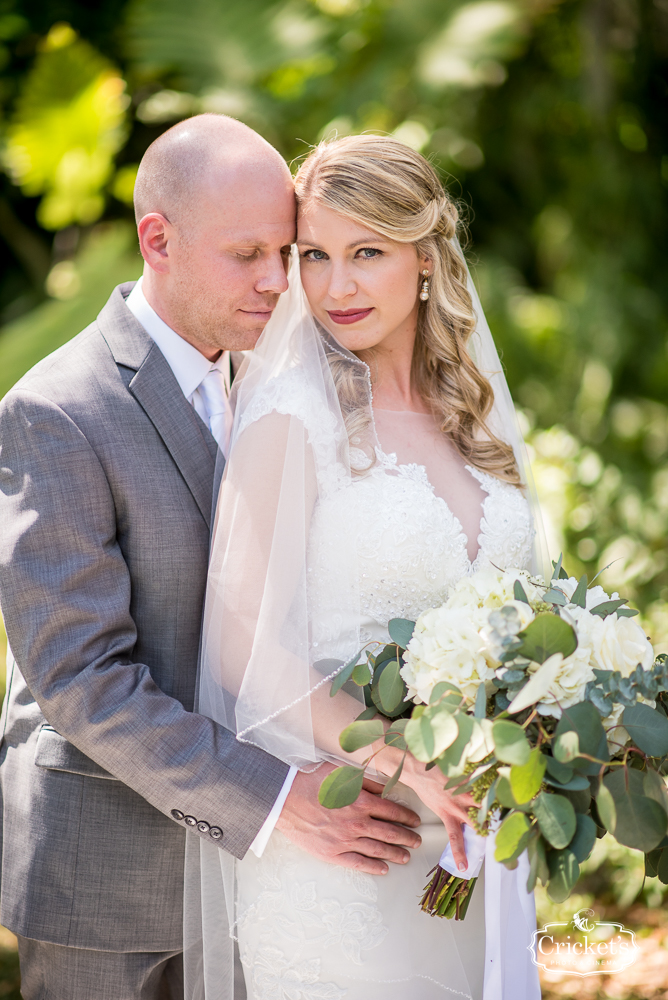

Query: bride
[[185, 135, 542, 1000]]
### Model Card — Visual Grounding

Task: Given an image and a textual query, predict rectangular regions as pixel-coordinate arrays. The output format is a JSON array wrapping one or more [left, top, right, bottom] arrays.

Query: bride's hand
[[398, 754, 476, 872]]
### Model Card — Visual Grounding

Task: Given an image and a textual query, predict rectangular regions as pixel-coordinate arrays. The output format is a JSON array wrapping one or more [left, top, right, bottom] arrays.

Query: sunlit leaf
[[318, 765, 364, 808]]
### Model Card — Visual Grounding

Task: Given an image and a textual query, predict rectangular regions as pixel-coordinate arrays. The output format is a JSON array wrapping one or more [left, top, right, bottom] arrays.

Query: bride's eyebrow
[[295, 237, 388, 249]]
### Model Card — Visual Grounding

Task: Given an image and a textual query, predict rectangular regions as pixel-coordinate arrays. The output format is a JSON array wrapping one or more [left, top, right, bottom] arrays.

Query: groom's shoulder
[[4, 281, 149, 413]]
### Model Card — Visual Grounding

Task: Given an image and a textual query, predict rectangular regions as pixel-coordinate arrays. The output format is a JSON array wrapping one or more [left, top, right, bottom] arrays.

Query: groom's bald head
[[134, 114, 290, 231], [134, 114, 295, 358]]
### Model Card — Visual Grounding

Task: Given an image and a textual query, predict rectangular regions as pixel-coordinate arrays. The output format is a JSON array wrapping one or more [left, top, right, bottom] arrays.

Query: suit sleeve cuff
[[248, 766, 298, 858]]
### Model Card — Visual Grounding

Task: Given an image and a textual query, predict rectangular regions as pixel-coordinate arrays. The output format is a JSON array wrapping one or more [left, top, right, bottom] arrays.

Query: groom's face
[[148, 159, 296, 356]]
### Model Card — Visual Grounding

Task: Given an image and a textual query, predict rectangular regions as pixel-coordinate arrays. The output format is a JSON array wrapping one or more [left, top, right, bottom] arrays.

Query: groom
[[0, 114, 422, 999]]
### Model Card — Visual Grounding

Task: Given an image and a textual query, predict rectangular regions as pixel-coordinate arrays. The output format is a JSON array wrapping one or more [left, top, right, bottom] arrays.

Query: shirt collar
[[126, 276, 225, 400]]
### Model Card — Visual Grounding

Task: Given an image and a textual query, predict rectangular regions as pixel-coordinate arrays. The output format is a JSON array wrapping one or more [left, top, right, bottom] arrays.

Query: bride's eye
[[301, 249, 328, 261], [355, 247, 382, 259]]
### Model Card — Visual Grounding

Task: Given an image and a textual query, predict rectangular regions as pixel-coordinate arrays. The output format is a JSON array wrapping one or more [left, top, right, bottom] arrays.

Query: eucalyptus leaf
[[553, 731, 580, 763], [544, 773, 590, 791], [544, 755, 574, 783], [552, 553, 564, 581], [569, 813, 597, 863], [527, 834, 550, 892], [547, 848, 580, 902], [330, 653, 360, 697], [589, 599, 629, 618], [622, 702, 668, 757], [571, 574, 588, 608], [533, 792, 577, 849], [492, 719, 531, 765], [555, 702, 609, 774], [388, 618, 415, 649], [494, 811, 531, 862], [351, 660, 372, 686], [381, 753, 406, 798], [474, 681, 487, 719], [339, 719, 384, 753], [405, 707, 458, 762], [435, 713, 474, 778], [510, 748, 546, 804], [644, 768, 668, 816], [601, 768, 668, 851], [616, 608, 640, 618], [514, 579, 530, 604], [318, 766, 364, 809], [355, 706, 377, 722], [478, 777, 499, 827], [516, 613, 577, 664], [543, 588, 568, 606], [373, 659, 407, 715]]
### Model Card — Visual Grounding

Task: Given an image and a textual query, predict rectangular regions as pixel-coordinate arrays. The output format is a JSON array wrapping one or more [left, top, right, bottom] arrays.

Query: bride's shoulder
[[236, 365, 337, 443]]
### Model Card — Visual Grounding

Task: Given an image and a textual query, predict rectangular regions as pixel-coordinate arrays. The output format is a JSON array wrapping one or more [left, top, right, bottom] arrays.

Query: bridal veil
[[183, 249, 547, 999]]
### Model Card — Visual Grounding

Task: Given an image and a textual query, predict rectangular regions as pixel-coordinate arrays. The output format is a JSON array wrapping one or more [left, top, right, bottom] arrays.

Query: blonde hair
[[294, 134, 521, 485]]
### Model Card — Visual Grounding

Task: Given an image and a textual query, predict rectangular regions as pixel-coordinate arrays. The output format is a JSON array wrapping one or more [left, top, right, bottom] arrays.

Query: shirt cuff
[[248, 766, 298, 858]]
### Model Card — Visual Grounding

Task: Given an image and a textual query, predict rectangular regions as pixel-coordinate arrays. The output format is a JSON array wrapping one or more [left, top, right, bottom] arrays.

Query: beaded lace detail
[[308, 448, 535, 650]]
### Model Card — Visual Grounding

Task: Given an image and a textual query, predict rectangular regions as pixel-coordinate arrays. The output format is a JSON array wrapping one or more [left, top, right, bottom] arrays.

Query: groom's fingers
[[360, 790, 421, 829], [334, 852, 393, 876]]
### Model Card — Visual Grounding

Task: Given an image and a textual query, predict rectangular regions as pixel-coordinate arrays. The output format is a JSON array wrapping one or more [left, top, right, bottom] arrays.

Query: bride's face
[[297, 202, 429, 353]]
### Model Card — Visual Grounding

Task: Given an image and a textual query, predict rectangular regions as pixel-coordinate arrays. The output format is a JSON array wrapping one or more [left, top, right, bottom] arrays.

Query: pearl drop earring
[[419, 269, 430, 302]]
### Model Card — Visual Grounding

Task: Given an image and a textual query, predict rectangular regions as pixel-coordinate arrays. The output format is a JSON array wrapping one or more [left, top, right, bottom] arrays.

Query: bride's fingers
[[442, 816, 468, 871]]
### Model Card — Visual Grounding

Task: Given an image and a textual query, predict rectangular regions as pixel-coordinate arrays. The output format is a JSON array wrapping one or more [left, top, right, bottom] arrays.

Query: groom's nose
[[255, 251, 290, 295]]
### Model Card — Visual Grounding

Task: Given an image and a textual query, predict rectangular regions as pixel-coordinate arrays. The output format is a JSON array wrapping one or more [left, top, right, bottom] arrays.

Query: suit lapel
[[98, 283, 220, 528]]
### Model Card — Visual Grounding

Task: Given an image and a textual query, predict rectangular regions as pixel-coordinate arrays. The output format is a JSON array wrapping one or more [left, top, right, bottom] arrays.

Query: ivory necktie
[[197, 366, 232, 456]]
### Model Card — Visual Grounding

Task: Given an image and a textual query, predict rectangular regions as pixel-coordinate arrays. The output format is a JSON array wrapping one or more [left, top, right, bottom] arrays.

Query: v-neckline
[[374, 446, 493, 571]]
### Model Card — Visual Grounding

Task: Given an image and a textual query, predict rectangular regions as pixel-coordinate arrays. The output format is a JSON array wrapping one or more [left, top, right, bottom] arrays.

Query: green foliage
[[599, 768, 667, 852], [494, 810, 531, 863], [318, 764, 364, 808], [492, 719, 530, 765], [515, 613, 578, 665], [5, 24, 129, 229], [622, 702, 668, 757], [533, 791, 577, 850], [554, 701, 609, 774], [509, 748, 546, 804], [405, 705, 458, 763]]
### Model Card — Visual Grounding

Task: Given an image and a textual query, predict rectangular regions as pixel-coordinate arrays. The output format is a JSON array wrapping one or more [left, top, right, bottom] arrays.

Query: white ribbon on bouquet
[[439, 825, 541, 999]]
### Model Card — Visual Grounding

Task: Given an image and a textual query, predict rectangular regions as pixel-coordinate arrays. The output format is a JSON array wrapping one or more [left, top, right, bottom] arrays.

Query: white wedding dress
[[234, 408, 535, 1000]]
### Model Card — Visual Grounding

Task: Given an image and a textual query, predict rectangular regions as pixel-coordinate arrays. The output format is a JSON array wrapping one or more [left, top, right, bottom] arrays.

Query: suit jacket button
[[184, 815, 197, 827], [171, 809, 184, 821], [209, 826, 223, 841], [196, 821, 210, 834]]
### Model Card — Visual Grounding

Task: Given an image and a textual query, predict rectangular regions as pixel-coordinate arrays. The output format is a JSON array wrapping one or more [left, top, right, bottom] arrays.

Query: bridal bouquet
[[319, 559, 668, 918]]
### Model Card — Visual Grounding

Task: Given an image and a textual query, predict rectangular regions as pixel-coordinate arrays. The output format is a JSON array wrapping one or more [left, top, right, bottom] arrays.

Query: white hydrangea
[[401, 568, 543, 706]]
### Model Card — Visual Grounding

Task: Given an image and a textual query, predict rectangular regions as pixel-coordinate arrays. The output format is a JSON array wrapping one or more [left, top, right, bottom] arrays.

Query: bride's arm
[[206, 411, 471, 868]]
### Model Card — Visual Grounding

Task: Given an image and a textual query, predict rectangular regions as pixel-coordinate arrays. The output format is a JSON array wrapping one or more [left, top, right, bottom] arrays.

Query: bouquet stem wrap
[[434, 825, 540, 999]]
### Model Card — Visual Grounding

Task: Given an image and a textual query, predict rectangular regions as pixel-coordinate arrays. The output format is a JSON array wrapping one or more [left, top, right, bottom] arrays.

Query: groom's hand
[[275, 764, 422, 875]]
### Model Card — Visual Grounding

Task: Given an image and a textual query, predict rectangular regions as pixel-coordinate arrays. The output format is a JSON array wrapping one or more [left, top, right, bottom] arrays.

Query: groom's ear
[[137, 213, 172, 273]]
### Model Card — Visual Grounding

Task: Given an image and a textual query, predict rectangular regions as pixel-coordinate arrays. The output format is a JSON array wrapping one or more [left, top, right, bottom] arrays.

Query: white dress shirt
[[126, 276, 296, 857]]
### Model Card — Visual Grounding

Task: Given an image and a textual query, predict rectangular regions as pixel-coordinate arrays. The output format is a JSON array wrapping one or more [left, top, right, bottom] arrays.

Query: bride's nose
[[326, 259, 357, 301]]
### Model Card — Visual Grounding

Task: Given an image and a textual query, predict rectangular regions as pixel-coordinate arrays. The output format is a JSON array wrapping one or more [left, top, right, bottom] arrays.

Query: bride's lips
[[327, 308, 373, 325]]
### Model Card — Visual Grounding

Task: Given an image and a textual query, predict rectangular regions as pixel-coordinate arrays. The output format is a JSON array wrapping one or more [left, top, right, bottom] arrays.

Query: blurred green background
[[0, 0, 666, 996]]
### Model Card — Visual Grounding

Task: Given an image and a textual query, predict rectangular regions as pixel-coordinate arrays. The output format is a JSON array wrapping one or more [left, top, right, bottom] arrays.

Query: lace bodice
[[307, 447, 535, 653]]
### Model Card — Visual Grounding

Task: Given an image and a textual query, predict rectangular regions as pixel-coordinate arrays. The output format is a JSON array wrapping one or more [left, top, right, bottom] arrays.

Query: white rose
[[534, 645, 596, 718]]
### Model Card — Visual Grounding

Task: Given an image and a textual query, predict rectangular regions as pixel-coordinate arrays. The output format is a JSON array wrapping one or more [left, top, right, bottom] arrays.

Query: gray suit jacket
[[0, 283, 289, 951]]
